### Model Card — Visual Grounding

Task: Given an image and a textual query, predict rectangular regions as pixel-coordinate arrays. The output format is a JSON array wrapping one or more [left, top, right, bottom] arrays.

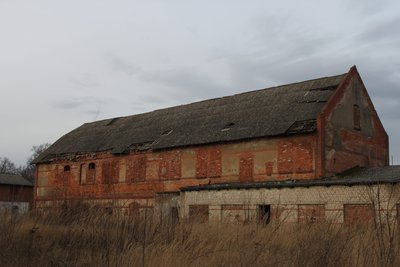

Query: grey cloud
[[357, 16, 400, 43], [53, 96, 103, 110], [210, 17, 339, 90], [69, 73, 98, 87], [106, 54, 140, 76], [345, 0, 385, 16], [140, 67, 230, 100]]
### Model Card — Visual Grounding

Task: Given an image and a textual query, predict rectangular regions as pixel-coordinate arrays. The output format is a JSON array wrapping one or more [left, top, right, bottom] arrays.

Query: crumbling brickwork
[[322, 68, 388, 175], [35, 133, 322, 209]]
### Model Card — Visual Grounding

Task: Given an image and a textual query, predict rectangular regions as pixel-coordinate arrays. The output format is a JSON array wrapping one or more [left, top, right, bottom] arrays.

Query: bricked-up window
[[344, 204, 374, 225], [209, 149, 222, 177], [159, 151, 181, 180], [265, 162, 273, 176], [79, 164, 85, 184], [277, 140, 313, 174], [57, 165, 70, 187], [239, 155, 253, 182], [221, 205, 248, 222], [86, 163, 96, 184], [298, 204, 325, 223], [189, 205, 209, 223], [102, 161, 119, 184], [353, 104, 361, 130], [126, 155, 147, 182], [129, 202, 154, 219], [195, 148, 222, 179], [129, 202, 141, 217]]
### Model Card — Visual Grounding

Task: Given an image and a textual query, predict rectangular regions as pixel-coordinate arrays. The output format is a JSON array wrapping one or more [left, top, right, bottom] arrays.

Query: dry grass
[[1, 209, 400, 267]]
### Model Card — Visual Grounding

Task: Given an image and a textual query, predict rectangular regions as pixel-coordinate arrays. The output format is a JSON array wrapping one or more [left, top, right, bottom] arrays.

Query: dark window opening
[[64, 165, 71, 172], [171, 206, 179, 223], [353, 104, 361, 130], [11, 205, 19, 214], [88, 163, 96, 170], [85, 163, 96, 184], [258, 205, 271, 224], [105, 207, 113, 215]]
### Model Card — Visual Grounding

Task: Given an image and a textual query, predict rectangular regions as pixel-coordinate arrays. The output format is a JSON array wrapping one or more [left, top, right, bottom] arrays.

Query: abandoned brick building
[[33, 66, 400, 223]]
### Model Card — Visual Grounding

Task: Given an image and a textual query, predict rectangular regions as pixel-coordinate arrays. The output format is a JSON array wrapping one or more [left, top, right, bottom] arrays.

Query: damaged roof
[[180, 166, 400, 191], [34, 73, 346, 163], [0, 173, 33, 187]]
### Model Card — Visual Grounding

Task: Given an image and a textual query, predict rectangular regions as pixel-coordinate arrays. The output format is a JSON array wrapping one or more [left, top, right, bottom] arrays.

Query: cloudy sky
[[0, 0, 399, 166]]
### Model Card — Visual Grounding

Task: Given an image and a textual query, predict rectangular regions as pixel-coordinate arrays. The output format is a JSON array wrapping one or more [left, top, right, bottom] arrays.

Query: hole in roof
[[106, 117, 120, 126], [161, 129, 173, 136], [222, 122, 235, 131]]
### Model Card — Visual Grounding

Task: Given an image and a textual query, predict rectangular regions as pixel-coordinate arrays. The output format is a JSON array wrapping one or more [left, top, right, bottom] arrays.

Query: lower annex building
[[33, 66, 400, 224]]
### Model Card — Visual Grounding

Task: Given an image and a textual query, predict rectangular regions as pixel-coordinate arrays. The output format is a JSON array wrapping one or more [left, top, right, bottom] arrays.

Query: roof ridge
[[231, 73, 346, 97]]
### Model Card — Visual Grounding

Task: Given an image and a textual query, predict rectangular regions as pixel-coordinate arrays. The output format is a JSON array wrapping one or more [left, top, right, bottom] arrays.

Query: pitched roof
[[34, 72, 346, 163], [180, 166, 400, 191], [0, 173, 33, 187]]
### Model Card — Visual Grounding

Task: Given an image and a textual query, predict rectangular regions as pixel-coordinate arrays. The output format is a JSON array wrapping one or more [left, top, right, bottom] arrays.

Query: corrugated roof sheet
[[0, 173, 33, 187], [34, 73, 346, 163], [180, 166, 400, 191]]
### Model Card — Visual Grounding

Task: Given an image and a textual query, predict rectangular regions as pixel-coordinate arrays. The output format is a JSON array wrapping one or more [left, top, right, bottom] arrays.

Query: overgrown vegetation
[[1, 208, 400, 267]]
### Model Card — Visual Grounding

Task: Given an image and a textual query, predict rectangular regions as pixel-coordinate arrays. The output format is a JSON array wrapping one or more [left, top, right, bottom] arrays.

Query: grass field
[[1, 208, 399, 267]]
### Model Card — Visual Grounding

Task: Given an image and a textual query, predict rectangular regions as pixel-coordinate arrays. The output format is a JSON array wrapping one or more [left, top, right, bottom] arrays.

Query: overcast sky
[[0, 0, 399, 166]]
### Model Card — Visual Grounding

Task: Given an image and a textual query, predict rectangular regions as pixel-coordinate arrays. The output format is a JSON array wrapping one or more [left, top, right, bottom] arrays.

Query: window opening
[[64, 165, 71, 172], [258, 205, 271, 224], [171, 206, 179, 223], [88, 162, 96, 170], [11, 205, 19, 214]]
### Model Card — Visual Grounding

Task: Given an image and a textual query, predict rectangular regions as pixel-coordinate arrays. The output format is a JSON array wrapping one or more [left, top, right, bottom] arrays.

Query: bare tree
[[19, 143, 51, 183], [0, 157, 18, 174]]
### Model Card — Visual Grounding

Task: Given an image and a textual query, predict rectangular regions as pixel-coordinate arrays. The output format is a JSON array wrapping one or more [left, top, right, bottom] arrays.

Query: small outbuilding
[[0, 173, 33, 214]]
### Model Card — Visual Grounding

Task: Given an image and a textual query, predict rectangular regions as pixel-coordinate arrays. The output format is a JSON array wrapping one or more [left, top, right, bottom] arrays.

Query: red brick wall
[[159, 151, 182, 180], [323, 69, 388, 175], [195, 147, 222, 179], [239, 154, 253, 182], [126, 154, 146, 182], [35, 134, 318, 206], [277, 137, 314, 175]]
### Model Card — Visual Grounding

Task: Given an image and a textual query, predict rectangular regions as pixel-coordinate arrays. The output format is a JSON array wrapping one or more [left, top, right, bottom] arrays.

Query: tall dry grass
[[0, 208, 399, 267]]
